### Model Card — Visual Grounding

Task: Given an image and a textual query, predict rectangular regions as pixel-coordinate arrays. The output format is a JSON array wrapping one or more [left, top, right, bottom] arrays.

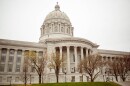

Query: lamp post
[[30, 74, 31, 84], [64, 69, 67, 83], [10, 76, 12, 86]]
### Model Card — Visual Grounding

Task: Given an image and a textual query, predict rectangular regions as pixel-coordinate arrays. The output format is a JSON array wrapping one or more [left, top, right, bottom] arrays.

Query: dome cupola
[[39, 3, 74, 42]]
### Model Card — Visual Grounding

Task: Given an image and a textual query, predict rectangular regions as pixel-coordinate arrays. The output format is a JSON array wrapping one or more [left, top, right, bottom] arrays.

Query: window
[[16, 56, 21, 63], [2, 48, 7, 54], [1, 55, 6, 62], [39, 51, 43, 56], [31, 66, 35, 72], [80, 76, 83, 82], [0, 64, 5, 72], [79, 55, 81, 61], [17, 50, 22, 55], [0, 76, 2, 82], [10, 49, 15, 55], [54, 26, 58, 32], [7, 76, 12, 82], [8, 64, 13, 72], [71, 76, 75, 82], [8, 56, 14, 62], [73, 54, 75, 62], [71, 67, 75, 73], [15, 77, 19, 82], [61, 27, 64, 32], [15, 65, 20, 72]]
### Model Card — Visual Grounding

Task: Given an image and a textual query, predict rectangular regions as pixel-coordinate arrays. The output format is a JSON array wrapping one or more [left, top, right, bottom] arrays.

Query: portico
[[54, 45, 92, 74]]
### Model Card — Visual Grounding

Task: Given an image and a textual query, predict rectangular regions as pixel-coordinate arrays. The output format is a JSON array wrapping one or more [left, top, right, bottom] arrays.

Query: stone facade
[[0, 3, 130, 85]]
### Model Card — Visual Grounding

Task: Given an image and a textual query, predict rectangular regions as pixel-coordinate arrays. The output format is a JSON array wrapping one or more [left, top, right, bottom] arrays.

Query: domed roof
[[44, 3, 71, 24]]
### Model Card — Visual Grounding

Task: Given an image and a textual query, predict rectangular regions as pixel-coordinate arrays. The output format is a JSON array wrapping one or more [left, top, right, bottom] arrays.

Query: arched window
[[61, 27, 64, 33], [54, 26, 58, 32]]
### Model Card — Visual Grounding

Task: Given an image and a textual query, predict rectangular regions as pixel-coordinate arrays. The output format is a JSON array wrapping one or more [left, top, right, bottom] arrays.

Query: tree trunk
[[39, 74, 41, 84], [115, 76, 118, 82], [90, 75, 94, 82], [122, 77, 126, 82], [56, 75, 59, 83]]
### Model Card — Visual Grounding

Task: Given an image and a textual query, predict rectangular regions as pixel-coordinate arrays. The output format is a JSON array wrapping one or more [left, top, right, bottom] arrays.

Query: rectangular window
[[9, 49, 15, 55], [80, 76, 83, 82], [73, 54, 75, 62], [0, 76, 2, 82], [79, 55, 81, 61], [15, 77, 19, 82], [0, 64, 5, 72], [1, 55, 6, 62], [71, 67, 75, 73], [8, 64, 13, 72], [8, 56, 14, 62], [71, 76, 75, 82], [17, 50, 22, 55], [15, 64, 20, 72], [7, 76, 12, 82], [39, 51, 43, 56], [2, 48, 7, 54], [31, 66, 35, 72], [16, 56, 21, 63]]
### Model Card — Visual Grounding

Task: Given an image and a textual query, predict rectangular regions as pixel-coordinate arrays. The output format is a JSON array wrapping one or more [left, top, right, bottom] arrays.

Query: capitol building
[[0, 3, 130, 85]]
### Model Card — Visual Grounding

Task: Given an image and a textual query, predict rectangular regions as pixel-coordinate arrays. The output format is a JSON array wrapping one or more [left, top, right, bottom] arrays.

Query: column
[[67, 46, 70, 73], [4, 48, 9, 72], [0, 48, 1, 61], [59, 47, 62, 73], [12, 49, 17, 72], [74, 46, 77, 72], [20, 50, 25, 72], [81, 47, 83, 60], [86, 48, 88, 57]]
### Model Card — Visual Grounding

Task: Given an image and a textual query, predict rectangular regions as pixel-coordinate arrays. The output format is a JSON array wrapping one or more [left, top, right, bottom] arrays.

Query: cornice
[[98, 49, 130, 55], [0, 39, 45, 48], [45, 37, 99, 48]]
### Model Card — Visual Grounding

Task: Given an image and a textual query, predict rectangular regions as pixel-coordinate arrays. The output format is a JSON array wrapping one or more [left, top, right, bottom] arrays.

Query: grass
[[0, 82, 121, 86]]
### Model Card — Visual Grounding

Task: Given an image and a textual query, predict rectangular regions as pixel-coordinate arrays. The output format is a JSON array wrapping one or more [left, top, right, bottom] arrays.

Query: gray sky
[[0, 0, 130, 52]]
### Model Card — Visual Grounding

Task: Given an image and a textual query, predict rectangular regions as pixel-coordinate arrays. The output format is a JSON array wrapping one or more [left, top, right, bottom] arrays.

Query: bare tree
[[108, 55, 130, 82], [79, 54, 104, 82], [19, 57, 30, 86], [117, 55, 130, 81], [24, 51, 47, 84], [108, 59, 119, 82], [49, 52, 63, 83]]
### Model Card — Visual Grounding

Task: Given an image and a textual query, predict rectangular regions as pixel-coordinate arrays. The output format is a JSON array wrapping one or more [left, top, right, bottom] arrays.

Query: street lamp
[[64, 68, 67, 83]]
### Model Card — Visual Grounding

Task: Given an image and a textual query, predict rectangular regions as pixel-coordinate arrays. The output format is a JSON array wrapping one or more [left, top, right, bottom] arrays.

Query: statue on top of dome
[[55, 2, 60, 11]]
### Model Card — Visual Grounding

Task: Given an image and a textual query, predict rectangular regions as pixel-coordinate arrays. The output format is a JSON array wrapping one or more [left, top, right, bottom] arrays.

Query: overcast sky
[[0, 0, 130, 52]]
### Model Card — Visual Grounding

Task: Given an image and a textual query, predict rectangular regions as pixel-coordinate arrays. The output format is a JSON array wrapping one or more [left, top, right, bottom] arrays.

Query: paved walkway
[[116, 81, 130, 86]]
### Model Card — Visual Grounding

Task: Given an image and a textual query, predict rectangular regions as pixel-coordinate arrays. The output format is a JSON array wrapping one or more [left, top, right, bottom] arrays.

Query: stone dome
[[44, 3, 71, 25], [39, 3, 74, 42]]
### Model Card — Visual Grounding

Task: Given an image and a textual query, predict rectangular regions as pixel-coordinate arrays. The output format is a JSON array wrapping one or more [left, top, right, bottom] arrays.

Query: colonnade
[[0, 48, 43, 73], [54, 46, 93, 73], [41, 23, 73, 36]]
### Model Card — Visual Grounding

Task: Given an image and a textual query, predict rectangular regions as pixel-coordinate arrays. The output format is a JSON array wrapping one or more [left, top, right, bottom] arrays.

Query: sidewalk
[[116, 81, 130, 86]]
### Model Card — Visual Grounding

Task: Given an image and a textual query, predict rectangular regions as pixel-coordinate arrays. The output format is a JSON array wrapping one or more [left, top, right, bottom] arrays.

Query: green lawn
[[0, 82, 121, 86], [32, 82, 121, 86]]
